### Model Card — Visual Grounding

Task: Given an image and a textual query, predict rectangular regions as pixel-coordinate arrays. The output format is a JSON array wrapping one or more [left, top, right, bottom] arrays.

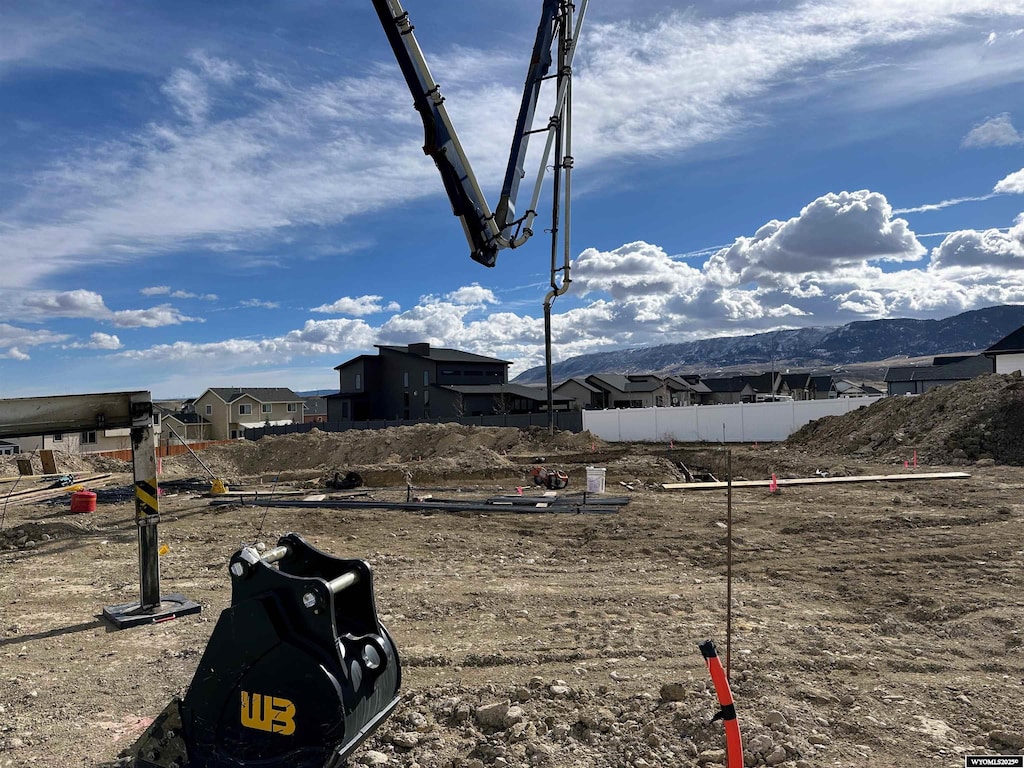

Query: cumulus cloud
[[9, 289, 200, 328], [21, 289, 110, 318], [994, 168, 1024, 194], [0, 323, 69, 359], [445, 285, 498, 305], [705, 191, 925, 284], [112, 305, 200, 328], [311, 295, 401, 315], [962, 113, 1024, 147], [65, 332, 123, 350], [930, 216, 1024, 269]]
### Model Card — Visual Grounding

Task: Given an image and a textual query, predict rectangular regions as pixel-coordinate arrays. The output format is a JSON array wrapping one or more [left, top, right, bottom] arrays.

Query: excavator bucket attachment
[[122, 533, 401, 768]]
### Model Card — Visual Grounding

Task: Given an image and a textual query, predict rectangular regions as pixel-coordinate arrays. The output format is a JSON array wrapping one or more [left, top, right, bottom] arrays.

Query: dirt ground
[[1, 418, 1023, 768]]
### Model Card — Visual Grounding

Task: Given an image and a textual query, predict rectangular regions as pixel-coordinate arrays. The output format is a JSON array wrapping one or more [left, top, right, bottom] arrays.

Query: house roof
[[884, 355, 991, 382], [303, 396, 327, 414], [701, 376, 751, 393], [781, 373, 811, 388], [586, 373, 665, 393], [741, 372, 777, 392], [376, 344, 510, 365], [809, 375, 835, 390], [985, 325, 1024, 354], [205, 387, 303, 403], [554, 377, 601, 394], [664, 376, 712, 394], [333, 354, 377, 371], [441, 383, 573, 403]]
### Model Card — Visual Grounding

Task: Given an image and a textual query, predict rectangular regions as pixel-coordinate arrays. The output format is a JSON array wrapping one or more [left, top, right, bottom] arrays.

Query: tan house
[[11, 419, 163, 455], [194, 388, 304, 440]]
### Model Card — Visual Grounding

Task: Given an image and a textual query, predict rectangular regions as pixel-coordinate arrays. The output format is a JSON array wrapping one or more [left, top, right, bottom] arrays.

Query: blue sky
[[2, 0, 1024, 398]]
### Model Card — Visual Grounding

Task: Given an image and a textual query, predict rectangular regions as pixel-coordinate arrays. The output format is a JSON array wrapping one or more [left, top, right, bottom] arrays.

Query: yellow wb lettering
[[241, 691, 296, 736]]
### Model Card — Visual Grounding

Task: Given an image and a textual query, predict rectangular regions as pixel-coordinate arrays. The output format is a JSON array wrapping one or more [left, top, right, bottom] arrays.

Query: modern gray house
[[883, 354, 993, 396], [326, 343, 569, 421]]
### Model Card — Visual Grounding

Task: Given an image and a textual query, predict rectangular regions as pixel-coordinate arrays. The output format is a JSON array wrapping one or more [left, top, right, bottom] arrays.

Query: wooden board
[[39, 450, 58, 475], [661, 471, 971, 491]]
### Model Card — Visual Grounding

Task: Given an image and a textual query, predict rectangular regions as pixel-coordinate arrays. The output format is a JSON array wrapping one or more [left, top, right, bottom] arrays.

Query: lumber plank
[[661, 471, 970, 491]]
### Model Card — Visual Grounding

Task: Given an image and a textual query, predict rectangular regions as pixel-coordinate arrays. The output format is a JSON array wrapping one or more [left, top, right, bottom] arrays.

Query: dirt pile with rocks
[[161, 424, 605, 482], [786, 372, 1024, 465]]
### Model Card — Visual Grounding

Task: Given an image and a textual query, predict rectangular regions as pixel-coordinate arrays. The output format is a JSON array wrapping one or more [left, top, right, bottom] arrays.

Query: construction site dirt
[[1, 419, 1023, 768]]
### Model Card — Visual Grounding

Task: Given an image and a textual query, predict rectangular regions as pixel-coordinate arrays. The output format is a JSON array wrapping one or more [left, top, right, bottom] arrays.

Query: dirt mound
[[786, 372, 1024, 465], [161, 424, 605, 479]]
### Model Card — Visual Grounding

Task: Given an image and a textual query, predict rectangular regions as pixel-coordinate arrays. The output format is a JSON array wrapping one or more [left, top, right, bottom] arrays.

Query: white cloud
[[705, 190, 925, 283], [962, 113, 1024, 147], [21, 289, 110, 319], [0, 323, 68, 358], [171, 290, 217, 300], [65, 332, 123, 350], [238, 299, 280, 309], [8, 289, 200, 328], [445, 285, 498, 306], [994, 167, 1024, 194], [311, 295, 400, 315], [112, 305, 201, 328], [141, 285, 171, 296]]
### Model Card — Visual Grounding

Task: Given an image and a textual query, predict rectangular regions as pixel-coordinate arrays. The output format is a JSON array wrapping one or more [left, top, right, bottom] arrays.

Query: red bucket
[[70, 490, 97, 513]]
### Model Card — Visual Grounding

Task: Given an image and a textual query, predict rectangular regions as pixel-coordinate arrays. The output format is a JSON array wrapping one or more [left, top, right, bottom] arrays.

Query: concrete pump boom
[[371, 0, 587, 267]]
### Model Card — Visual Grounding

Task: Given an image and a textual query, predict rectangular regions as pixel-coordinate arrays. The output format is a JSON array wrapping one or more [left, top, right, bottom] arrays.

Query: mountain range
[[513, 305, 1024, 384]]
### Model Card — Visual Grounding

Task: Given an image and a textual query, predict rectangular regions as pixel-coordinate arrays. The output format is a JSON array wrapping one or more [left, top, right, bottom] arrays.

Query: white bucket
[[585, 466, 606, 494]]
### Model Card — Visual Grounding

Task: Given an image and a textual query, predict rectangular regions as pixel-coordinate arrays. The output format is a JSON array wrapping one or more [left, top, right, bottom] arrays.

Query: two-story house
[[194, 388, 304, 440], [328, 343, 523, 421]]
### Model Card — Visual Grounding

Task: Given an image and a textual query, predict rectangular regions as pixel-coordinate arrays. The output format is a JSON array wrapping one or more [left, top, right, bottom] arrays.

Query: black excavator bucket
[[121, 533, 401, 768]]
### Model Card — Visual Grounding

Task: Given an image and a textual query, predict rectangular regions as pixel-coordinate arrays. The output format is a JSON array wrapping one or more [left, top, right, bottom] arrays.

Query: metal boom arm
[[371, 0, 586, 267]]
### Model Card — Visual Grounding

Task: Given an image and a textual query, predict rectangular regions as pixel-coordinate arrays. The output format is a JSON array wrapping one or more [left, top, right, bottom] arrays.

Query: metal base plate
[[102, 593, 201, 630]]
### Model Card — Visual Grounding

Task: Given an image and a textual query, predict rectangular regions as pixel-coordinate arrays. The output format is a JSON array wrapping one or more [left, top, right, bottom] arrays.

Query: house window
[[53, 433, 63, 441], [239, 404, 252, 415], [341, 401, 350, 419], [287, 403, 298, 412], [153, 413, 160, 425], [403, 372, 410, 388], [205, 404, 213, 415], [261, 404, 272, 414], [81, 431, 97, 444], [355, 374, 362, 390], [423, 370, 429, 386]]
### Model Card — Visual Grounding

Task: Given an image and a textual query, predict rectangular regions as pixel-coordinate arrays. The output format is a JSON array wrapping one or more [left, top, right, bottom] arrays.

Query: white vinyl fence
[[582, 397, 883, 443]]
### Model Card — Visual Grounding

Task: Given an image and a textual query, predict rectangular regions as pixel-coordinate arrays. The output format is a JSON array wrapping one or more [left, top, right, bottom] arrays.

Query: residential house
[[585, 373, 670, 409], [884, 355, 993, 396], [740, 372, 782, 400], [303, 396, 328, 424], [664, 375, 713, 406], [434, 382, 574, 417], [553, 377, 603, 410], [984, 325, 1024, 374], [780, 373, 813, 401], [327, 343, 513, 421], [11, 415, 164, 455], [700, 376, 756, 404], [0, 440, 18, 456], [832, 379, 882, 397], [809, 375, 838, 399], [194, 388, 304, 440], [157, 408, 213, 446]]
